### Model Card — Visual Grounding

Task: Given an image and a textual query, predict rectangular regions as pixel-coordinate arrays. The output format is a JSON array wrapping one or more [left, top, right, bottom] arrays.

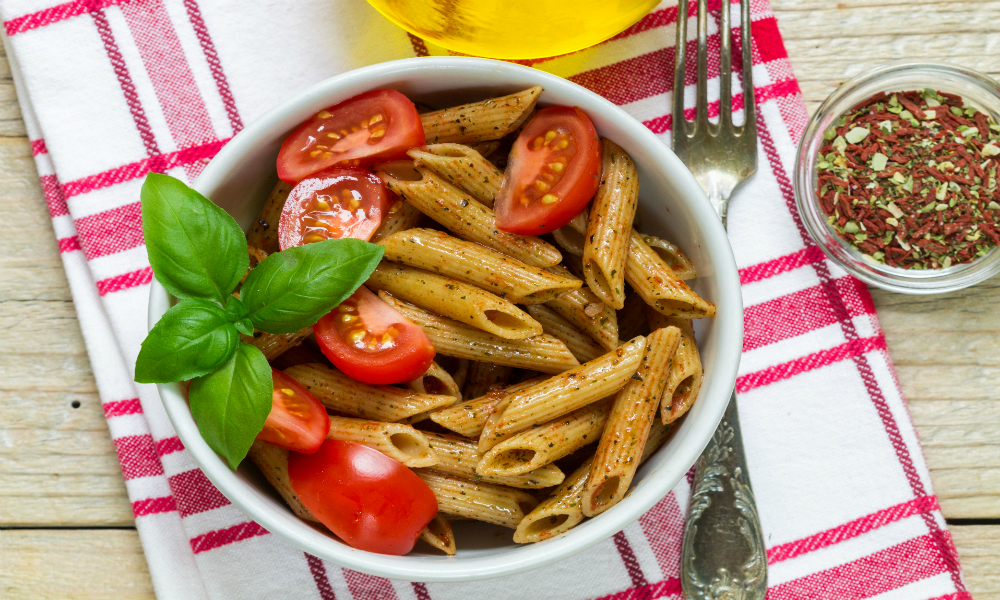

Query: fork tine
[[718, 0, 733, 131], [739, 0, 756, 137], [694, 0, 709, 132], [672, 0, 688, 146]]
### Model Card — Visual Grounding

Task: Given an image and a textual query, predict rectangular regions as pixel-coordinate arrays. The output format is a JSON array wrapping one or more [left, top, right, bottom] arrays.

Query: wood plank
[[0, 529, 155, 600], [952, 525, 1000, 599]]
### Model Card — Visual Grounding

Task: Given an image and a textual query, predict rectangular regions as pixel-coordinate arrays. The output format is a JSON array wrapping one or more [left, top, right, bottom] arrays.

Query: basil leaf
[[188, 342, 272, 469], [142, 173, 249, 304], [225, 295, 254, 335], [241, 238, 383, 334], [135, 298, 239, 383]]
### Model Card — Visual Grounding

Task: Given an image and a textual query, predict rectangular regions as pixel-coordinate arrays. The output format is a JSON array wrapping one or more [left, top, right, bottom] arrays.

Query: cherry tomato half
[[277, 89, 425, 184], [288, 439, 438, 555], [278, 167, 390, 250], [313, 286, 435, 385], [255, 369, 330, 454], [494, 106, 601, 234]]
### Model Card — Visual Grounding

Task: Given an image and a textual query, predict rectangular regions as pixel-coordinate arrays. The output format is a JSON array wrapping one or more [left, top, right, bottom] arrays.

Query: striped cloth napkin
[[1, 0, 971, 598]]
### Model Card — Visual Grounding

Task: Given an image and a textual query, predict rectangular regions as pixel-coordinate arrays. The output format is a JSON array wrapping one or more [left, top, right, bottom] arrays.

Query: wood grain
[[0, 1, 997, 597]]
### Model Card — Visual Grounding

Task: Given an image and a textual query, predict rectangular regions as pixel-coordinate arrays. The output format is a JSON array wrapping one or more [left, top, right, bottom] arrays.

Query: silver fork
[[672, 1, 767, 599]]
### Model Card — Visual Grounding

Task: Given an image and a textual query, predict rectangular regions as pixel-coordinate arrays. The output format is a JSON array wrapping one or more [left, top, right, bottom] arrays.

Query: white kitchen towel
[[0, 0, 970, 598]]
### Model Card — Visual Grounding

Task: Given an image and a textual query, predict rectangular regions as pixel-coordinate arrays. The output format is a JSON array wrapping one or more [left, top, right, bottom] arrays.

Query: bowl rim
[[150, 56, 743, 581], [793, 60, 1000, 295]]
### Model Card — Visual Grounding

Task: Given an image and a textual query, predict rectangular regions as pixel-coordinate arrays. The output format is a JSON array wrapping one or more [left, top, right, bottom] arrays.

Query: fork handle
[[706, 189, 730, 230], [681, 391, 767, 600]]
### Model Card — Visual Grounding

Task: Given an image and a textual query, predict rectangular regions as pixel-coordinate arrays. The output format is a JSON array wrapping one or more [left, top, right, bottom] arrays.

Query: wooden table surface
[[2, 1, 998, 598]]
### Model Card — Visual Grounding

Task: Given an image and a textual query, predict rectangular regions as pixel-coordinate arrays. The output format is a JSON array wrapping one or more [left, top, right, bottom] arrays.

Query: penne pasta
[[246, 180, 291, 254], [369, 199, 425, 243], [424, 432, 564, 488], [524, 304, 605, 364], [408, 144, 503, 207], [283, 363, 457, 422], [378, 165, 562, 268], [447, 358, 470, 390], [429, 377, 547, 438], [545, 264, 619, 350], [625, 230, 716, 318], [419, 86, 542, 144], [583, 139, 639, 309], [468, 140, 501, 159], [378, 228, 581, 304], [247, 440, 317, 522], [552, 211, 588, 257], [407, 361, 462, 399], [419, 514, 456, 555], [514, 419, 673, 543], [482, 336, 646, 449], [379, 292, 580, 374], [268, 339, 327, 371], [367, 263, 542, 340], [476, 399, 612, 477], [462, 362, 513, 400], [647, 312, 704, 424], [414, 470, 539, 529], [326, 415, 438, 468], [582, 326, 681, 517], [640, 233, 697, 280], [243, 326, 312, 361]]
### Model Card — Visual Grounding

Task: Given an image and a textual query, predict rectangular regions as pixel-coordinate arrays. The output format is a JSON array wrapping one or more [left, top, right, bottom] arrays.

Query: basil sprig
[[135, 173, 383, 469]]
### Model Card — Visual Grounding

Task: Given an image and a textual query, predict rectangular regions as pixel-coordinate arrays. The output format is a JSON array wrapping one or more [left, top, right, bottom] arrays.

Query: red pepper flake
[[816, 89, 1000, 270]]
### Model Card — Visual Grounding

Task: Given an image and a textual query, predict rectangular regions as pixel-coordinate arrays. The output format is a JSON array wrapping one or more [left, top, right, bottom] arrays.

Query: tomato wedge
[[494, 106, 601, 234], [288, 439, 438, 555], [256, 369, 330, 454], [278, 167, 390, 250], [277, 89, 425, 184], [313, 286, 435, 385]]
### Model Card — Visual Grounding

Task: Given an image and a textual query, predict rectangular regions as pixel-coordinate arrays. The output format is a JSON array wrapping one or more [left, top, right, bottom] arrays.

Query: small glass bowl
[[794, 61, 1000, 294]]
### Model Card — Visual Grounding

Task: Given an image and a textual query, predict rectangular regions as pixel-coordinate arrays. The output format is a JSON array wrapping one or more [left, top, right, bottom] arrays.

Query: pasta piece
[[482, 336, 646, 449], [367, 263, 542, 340], [524, 304, 604, 363], [552, 211, 588, 257], [448, 358, 470, 390], [243, 326, 312, 361], [468, 140, 501, 159], [626, 230, 716, 318], [414, 470, 538, 529], [424, 432, 564, 488], [514, 419, 671, 543], [247, 440, 317, 522], [378, 165, 562, 268], [378, 228, 581, 304], [648, 312, 704, 424], [582, 326, 681, 517], [283, 363, 457, 422], [326, 415, 437, 468], [476, 399, 612, 477], [419, 514, 456, 555], [408, 144, 503, 207], [583, 139, 639, 309], [545, 264, 619, 350], [369, 199, 424, 243], [407, 361, 461, 399], [617, 291, 651, 342], [269, 340, 327, 371], [429, 377, 547, 437], [462, 362, 513, 400], [241, 246, 269, 284], [640, 233, 697, 280], [246, 180, 291, 254], [379, 292, 579, 374], [420, 86, 542, 144]]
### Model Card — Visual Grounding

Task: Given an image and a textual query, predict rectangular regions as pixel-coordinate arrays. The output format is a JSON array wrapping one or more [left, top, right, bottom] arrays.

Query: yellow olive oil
[[367, 0, 659, 60]]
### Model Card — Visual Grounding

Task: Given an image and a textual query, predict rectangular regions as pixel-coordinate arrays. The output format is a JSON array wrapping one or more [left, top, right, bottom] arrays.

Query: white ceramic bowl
[[150, 57, 743, 582]]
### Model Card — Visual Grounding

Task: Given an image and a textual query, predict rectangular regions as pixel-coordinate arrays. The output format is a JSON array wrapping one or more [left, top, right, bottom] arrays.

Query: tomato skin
[[495, 106, 601, 234], [313, 286, 435, 385], [288, 439, 438, 555], [256, 369, 330, 454], [277, 89, 425, 184], [278, 167, 389, 250]]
